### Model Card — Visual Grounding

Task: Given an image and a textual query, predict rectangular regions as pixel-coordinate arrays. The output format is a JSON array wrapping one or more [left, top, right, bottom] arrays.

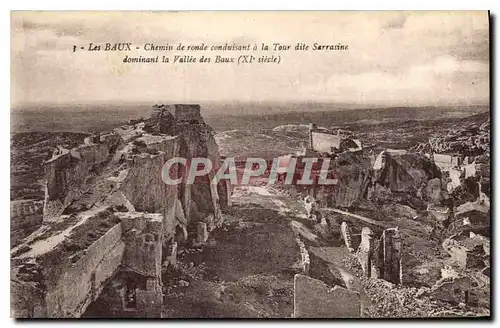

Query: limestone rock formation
[[293, 274, 361, 318], [11, 104, 228, 318], [372, 151, 441, 195]]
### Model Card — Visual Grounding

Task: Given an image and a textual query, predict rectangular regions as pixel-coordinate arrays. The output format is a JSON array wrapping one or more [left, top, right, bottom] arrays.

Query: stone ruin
[[293, 274, 360, 318], [292, 223, 361, 318], [11, 200, 44, 248], [10, 104, 231, 318], [340, 222, 403, 285]]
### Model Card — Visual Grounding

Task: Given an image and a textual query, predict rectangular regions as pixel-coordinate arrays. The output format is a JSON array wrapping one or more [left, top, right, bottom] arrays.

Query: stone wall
[[295, 237, 310, 275], [11, 200, 44, 247], [379, 228, 402, 284], [11, 222, 124, 318], [43, 140, 119, 220], [119, 212, 163, 278], [166, 104, 202, 122], [43, 223, 124, 317], [357, 227, 374, 277], [311, 131, 342, 153], [293, 274, 360, 318], [12, 104, 226, 318], [356, 227, 402, 285]]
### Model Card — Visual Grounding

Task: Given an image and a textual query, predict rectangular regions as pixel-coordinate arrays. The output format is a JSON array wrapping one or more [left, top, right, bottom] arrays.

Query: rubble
[[442, 233, 489, 270]]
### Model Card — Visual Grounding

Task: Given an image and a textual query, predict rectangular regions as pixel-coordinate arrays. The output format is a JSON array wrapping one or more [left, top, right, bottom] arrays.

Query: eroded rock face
[[12, 104, 228, 318], [373, 151, 441, 195], [41, 104, 224, 239], [293, 274, 361, 318], [329, 152, 372, 208], [11, 206, 126, 318], [305, 152, 372, 208], [11, 200, 44, 247], [43, 139, 119, 220], [356, 227, 373, 277], [174, 117, 223, 227]]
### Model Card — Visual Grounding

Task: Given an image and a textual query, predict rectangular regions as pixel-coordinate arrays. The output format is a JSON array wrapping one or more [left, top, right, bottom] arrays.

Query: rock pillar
[[380, 227, 402, 284], [357, 227, 374, 277], [197, 222, 208, 243]]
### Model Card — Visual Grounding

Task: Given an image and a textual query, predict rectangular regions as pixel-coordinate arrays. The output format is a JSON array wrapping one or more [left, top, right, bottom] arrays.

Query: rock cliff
[[11, 104, 228, 318]]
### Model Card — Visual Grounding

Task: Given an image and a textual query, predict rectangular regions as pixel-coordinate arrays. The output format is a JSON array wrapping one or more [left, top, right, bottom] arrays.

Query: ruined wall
[[11, 222, 124, 318], [293, 274, 360, 318], [43, 223, 124, 317], [311, 131, 341, 153], [119, 212, 163, 278], [12, 104, 226, 318], [295, 237, 310, 275], [373, 151, 441, 194], [357, 227, 374, 277], [357, 227, 402, 285], [327, 153, 372, 208], [121, 153, 174, 213], [379, 228, 402, 284], [429, 275, 489, 308], [11, 200, 44, 247], [12, 211, 166, 318], [43, 140, 120, 220], [175, 119, 223, 228], [433, 153, 462, 170]]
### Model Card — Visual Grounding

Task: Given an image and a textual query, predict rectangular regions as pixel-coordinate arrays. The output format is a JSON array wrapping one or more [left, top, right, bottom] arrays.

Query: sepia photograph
[[10, 10, 491, 319]]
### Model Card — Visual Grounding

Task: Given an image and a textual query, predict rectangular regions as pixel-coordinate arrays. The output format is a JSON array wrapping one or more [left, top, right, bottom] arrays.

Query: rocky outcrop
[[39, 104, 224, 244], [11, 206, 126, 318], [294, 149, 443, 210], [306, 152, 372, 208], [372, 151, 441, 195], [11, 200, 44, 247], [11, 104, 229, 318], [43, 134, 122, 220], [293, 274, 361, 318], [356, 226, 402, 285]]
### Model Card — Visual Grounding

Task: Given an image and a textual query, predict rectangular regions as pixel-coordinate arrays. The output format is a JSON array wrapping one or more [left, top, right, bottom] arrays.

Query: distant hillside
[[11, 132, 89, 200], [215, 109, 490, 159], [11, 103, 488, 133], [206, 105, 489, 132]]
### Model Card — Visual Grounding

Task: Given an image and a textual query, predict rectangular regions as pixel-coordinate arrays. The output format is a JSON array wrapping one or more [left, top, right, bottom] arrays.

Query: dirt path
[[162, 186, 305, 318], [162, 185, 365, 318]]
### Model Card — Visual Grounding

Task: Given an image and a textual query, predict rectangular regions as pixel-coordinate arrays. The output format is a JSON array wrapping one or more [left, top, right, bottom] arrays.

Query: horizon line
[[10, 100, 491, 109]]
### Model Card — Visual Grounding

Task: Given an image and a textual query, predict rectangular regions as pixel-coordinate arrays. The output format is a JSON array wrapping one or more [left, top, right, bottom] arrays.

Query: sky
[[11, 11, 489, 107]]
